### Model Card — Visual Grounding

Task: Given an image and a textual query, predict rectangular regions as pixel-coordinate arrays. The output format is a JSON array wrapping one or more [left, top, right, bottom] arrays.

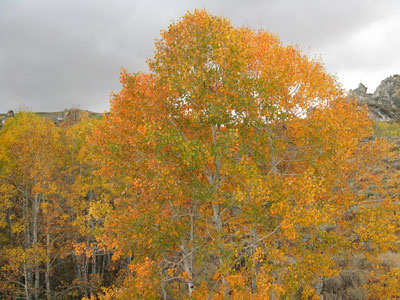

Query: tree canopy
[[89, 9, 395, 300]]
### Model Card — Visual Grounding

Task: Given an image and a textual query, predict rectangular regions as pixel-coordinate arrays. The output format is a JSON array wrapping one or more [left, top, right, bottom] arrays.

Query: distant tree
[[0, 112, 63, 299], [62, 115, 114, 298], [0, 112, 112, 300]]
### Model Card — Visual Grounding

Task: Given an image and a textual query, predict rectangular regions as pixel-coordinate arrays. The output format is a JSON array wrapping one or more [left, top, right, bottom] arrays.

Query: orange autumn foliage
[[88, 9, 394, 300]]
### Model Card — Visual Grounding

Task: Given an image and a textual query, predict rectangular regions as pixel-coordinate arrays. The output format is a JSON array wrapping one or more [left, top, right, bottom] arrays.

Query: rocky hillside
[[349, 74, 400, 122], [0, 108, 101, 129]]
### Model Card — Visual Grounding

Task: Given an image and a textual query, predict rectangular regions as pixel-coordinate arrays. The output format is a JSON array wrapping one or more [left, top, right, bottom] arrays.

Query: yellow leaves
[[281, 220, 296, 240], [367, 268, 400, 299], [89, 201, 112, 220], [113, 258, 160, 299], [254, 246, 264, 263], [300, 286, 320, 300], [253, 271, 286, 300], [225, 273, 247, 292], [1, 245, 46, 272], [0, 112, 63, 197], [212, 269, 222, 281], [10, 220, 25, 235]]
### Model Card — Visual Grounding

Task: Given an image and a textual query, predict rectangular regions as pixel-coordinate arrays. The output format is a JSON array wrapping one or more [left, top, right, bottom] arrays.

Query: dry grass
[[378, 251, 400, 269]]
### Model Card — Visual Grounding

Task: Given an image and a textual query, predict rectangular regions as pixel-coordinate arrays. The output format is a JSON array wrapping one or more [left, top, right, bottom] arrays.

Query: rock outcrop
[[349, 74, 400, 122]]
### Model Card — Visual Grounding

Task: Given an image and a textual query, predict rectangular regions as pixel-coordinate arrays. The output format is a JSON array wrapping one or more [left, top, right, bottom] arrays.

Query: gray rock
[[349, 83, 369, 102], [350, 75, 400, 122], [372, 74, 400, 108]]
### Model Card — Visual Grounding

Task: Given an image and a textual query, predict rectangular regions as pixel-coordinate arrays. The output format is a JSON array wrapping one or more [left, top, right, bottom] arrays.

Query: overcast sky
[[1, 0, 400, 113]]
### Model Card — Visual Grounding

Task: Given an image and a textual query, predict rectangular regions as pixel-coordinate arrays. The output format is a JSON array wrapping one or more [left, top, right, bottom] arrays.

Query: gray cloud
[[1, 0, 400, 112]]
